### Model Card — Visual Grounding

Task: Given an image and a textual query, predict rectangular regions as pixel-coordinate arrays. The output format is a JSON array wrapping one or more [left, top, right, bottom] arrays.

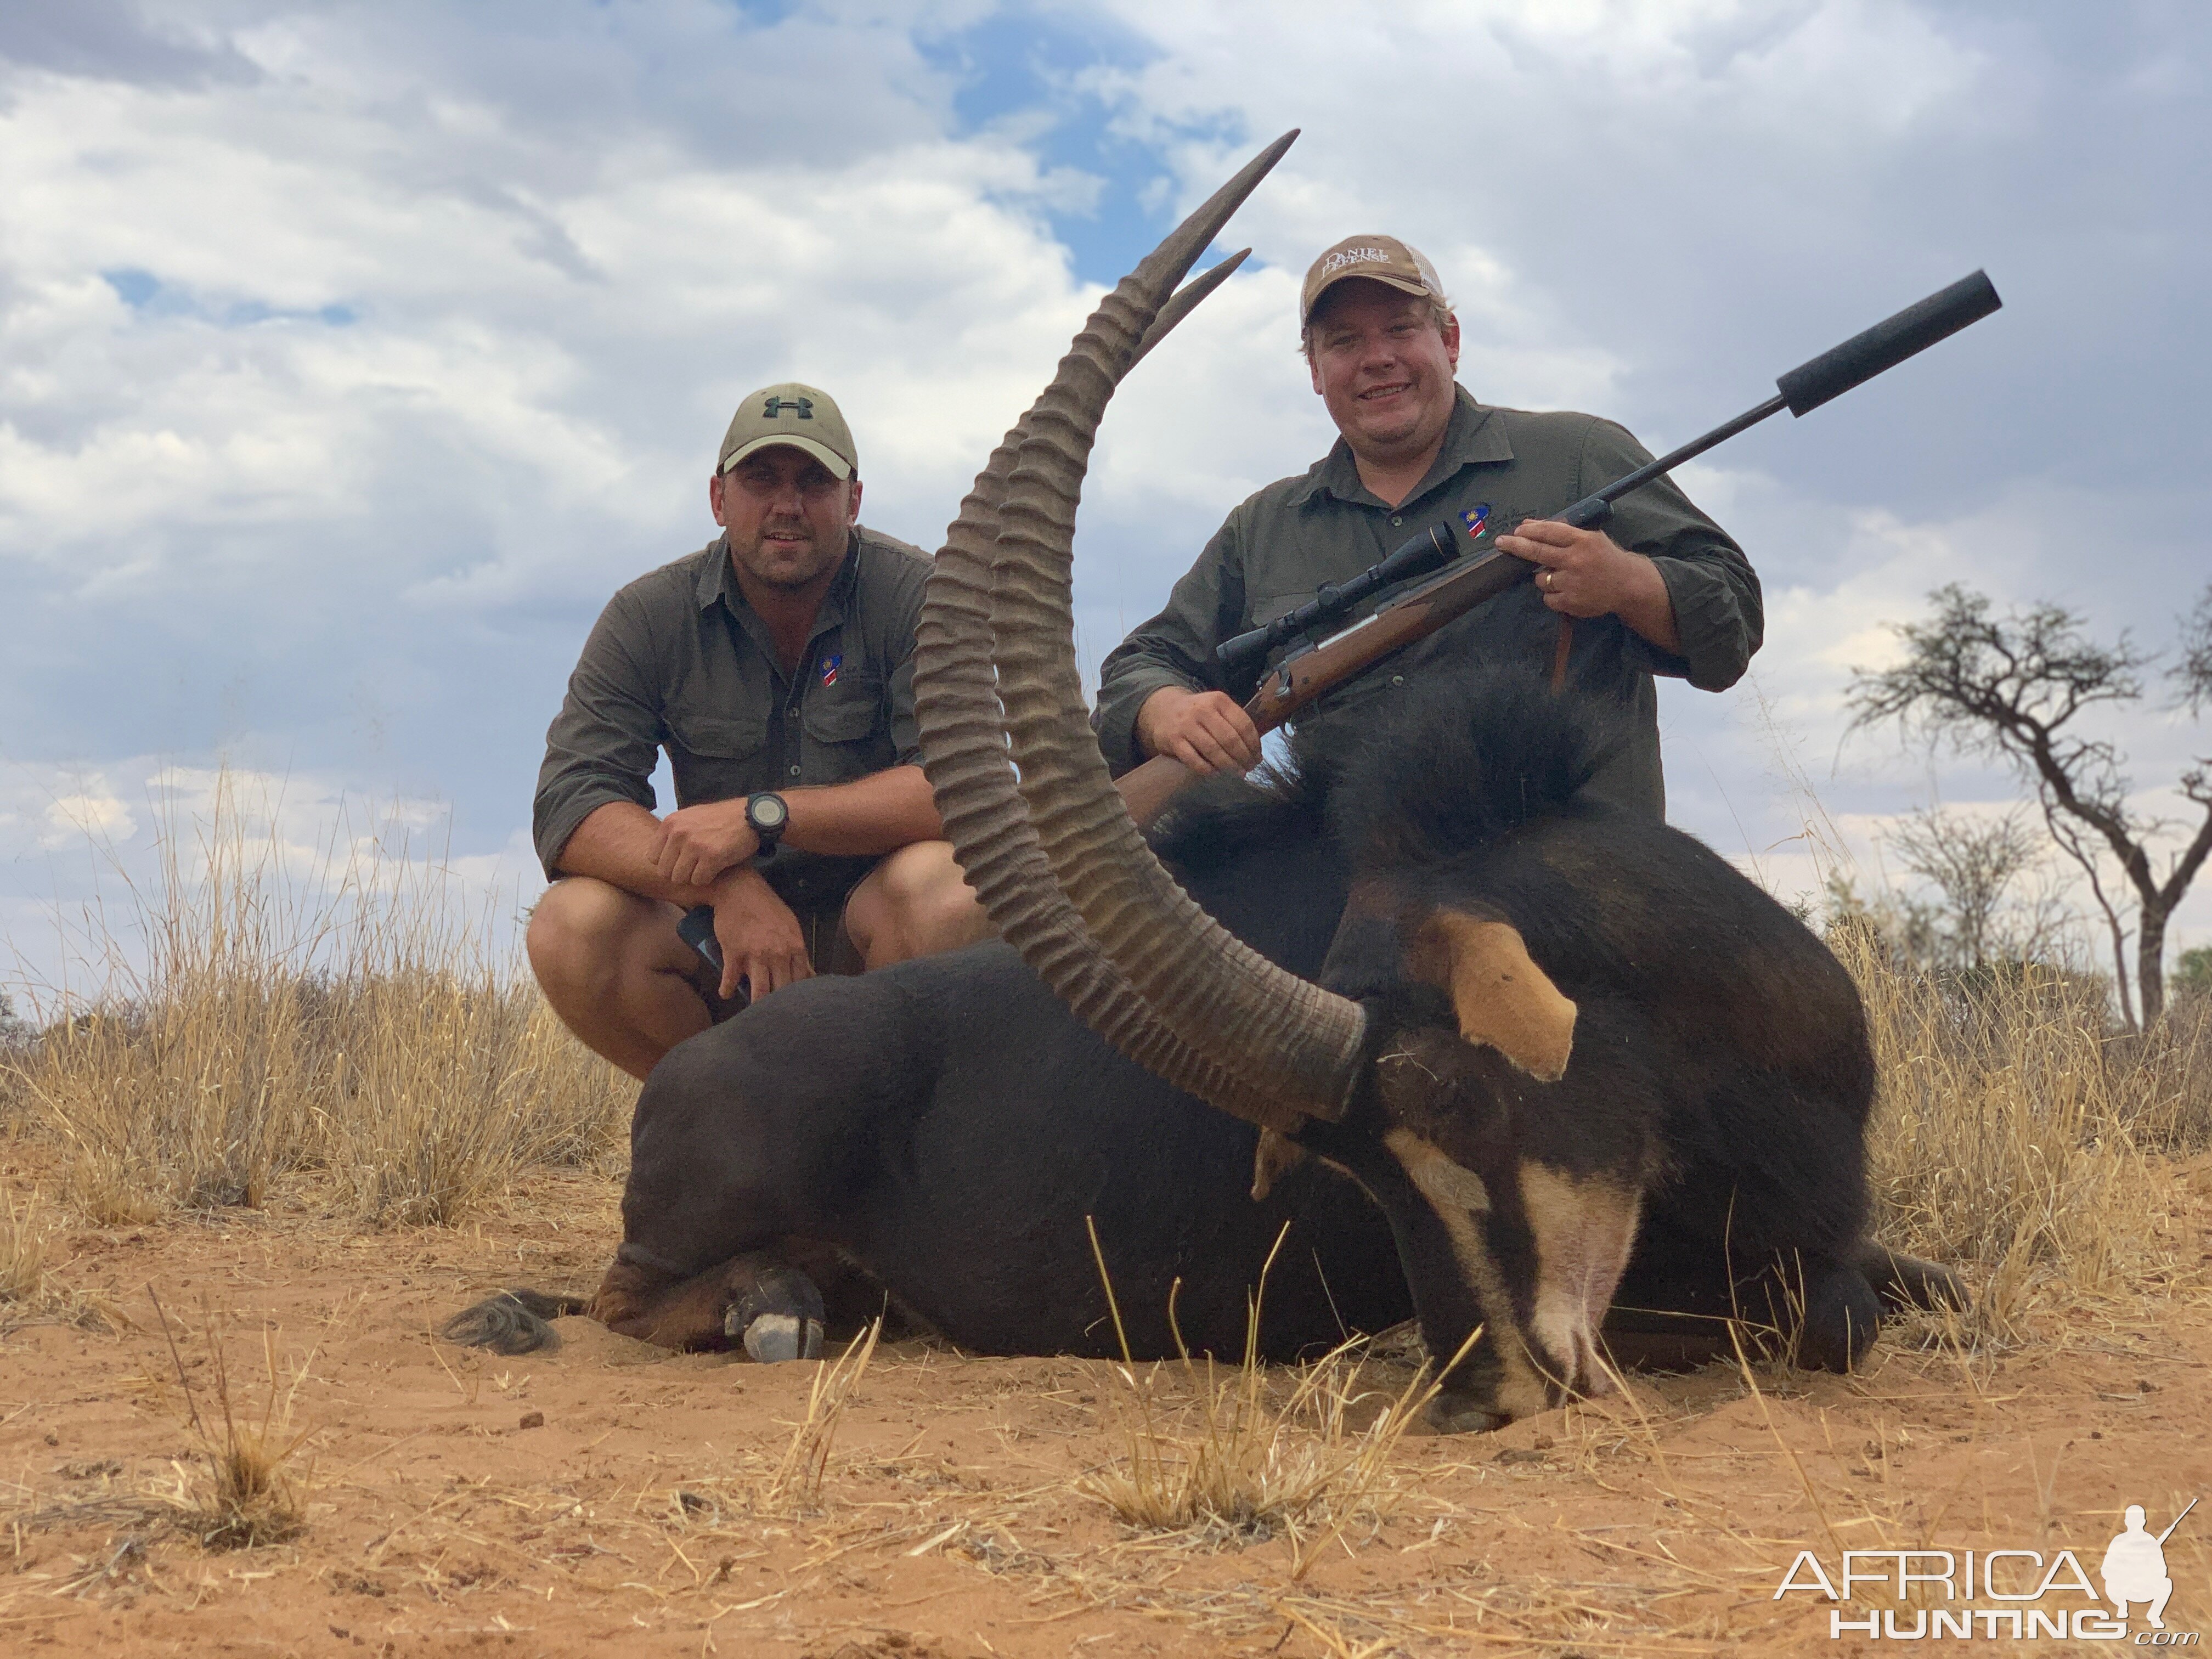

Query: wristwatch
[[744, 792, 789, 856]]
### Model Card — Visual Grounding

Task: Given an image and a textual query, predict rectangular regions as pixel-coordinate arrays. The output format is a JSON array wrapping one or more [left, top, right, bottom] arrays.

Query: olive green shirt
[[533, 527, 931, 909], [1092, 387, 1762, 817]]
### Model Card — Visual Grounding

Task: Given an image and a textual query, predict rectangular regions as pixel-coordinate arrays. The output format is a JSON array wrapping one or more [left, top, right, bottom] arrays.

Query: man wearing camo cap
[[1094, 236, 1764, 818], [529, 382, 988, 1080]]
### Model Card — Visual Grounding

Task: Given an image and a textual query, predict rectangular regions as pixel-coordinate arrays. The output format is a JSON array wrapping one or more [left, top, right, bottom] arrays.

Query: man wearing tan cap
[[527, 382, 988, 1081], [1094, 237, 1762, 817]]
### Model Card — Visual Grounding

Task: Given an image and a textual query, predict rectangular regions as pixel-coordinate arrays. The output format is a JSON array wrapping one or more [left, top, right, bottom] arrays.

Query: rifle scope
[[1215, 268, 2001, 676], [1215, 522, 1459, 673]]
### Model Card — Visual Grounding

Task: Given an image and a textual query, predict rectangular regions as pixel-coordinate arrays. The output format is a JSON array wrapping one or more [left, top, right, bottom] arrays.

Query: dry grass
[[1838, 926, 2205, 1346], [3, 770, 634, 1228], [2, 789, 2204, 1654], [762, 1319, 884, 1513], [2112, 994, 2212, 1147], [151, 1297, 315, 1550], [1079, 1220, 1453, 1572], [1, 1185, 51, 1304]]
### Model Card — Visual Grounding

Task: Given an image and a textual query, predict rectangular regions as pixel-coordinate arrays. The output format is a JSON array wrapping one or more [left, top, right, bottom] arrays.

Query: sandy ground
[[4, 1143, 2210, 1658]]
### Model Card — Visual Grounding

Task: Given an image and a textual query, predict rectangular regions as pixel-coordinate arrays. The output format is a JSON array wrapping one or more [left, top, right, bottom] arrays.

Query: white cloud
[[0, 753, 544, 997], [39, 777, 138, 850]]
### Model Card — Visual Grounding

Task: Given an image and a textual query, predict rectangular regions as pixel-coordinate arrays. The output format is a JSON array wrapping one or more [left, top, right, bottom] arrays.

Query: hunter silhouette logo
[[2104, 1500, 2194, 1631], [763, 395, 814, 420]]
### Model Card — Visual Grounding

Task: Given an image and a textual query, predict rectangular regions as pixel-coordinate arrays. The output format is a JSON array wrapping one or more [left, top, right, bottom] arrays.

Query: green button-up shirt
[[1092, 387, 1762, 817], [533, 527, 931, 908]]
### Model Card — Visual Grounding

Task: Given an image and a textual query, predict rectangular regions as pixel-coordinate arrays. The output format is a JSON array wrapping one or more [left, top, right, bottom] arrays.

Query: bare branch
[[1882, 805, 2040, 972], [2175, 584, 2212, 715]]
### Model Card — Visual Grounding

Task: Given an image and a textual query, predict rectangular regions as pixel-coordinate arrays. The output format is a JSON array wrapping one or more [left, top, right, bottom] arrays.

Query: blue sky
[[2, 0, 2208, 996]]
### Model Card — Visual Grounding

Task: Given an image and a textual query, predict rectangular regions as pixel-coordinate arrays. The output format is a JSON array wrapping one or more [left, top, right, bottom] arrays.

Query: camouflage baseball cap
[[1300, 235, 1448, 325], [718, 382, 857, 480]]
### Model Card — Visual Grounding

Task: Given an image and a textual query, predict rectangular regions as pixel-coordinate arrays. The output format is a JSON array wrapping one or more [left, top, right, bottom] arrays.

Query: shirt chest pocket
[[669, 714, 766, 761], [802, 673, 885, 746], [666, 714, 766, 806]]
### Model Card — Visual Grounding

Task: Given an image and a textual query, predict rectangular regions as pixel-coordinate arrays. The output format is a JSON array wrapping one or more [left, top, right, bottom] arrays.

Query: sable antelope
[[447, 134, 1961, 1427]]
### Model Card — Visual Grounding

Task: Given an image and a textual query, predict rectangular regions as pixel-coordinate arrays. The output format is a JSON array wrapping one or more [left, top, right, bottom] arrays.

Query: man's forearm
[[780, 764, 943, 856], [558, 767, 946, 906], [555, 800, 729, 906]]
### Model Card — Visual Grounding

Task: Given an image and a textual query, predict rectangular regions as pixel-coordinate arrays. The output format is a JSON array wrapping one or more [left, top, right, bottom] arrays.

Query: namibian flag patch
[[1460, 503, 1492, 539], [819, 653, 842, 687]]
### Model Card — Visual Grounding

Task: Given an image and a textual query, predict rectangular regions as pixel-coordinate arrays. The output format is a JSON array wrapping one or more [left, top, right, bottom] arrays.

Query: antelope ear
[[1407, 911, 1577, 1082]]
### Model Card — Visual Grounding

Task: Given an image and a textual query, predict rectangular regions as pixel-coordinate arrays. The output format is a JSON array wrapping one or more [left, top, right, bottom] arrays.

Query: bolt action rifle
[[1115, 269, 2004, 830]]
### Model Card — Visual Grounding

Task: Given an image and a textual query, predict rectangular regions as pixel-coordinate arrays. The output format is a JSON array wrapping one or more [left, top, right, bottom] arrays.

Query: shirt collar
[[1288, 385, 1513, 510]]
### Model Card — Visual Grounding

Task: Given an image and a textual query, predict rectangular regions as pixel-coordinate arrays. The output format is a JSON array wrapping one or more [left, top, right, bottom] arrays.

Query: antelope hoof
[[739, 1313, 825, 1363], [725, 1266, 828, 1363], [1425, 1390, 1508, 1435]]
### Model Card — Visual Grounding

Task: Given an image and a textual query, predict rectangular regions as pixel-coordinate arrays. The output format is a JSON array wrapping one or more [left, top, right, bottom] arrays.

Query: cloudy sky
[[3, 0, 2208, 996]]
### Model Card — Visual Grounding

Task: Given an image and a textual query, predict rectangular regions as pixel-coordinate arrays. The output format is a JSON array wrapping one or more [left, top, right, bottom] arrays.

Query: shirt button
[[1390, 674, 1405, 687], [788, 765, 802, 777], [1391, 515, 1402, 526]]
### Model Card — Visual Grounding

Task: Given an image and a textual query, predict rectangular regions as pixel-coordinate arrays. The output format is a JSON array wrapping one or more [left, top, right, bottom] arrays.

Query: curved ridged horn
[[991, 134, 1369, 1124], [912, 247, 1307, 1133]]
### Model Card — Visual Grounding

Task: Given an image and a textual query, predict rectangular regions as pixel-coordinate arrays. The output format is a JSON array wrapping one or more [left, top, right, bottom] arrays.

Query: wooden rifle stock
[[1115, 549, 1532, 828]]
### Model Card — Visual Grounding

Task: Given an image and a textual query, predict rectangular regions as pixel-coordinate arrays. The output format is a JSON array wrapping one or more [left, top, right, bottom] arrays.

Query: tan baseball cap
[[1300, 235, 1448, 326], [718, 382, 857, 479]]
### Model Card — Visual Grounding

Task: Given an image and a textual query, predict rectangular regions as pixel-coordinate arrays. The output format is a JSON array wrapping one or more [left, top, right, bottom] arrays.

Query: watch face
[[751, 794, 787, 830]]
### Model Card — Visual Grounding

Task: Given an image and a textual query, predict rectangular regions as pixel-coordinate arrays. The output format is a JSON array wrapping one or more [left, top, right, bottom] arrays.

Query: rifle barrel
[[2155, 1497, 2197, 1545], [1600, 393, 1788, 506]]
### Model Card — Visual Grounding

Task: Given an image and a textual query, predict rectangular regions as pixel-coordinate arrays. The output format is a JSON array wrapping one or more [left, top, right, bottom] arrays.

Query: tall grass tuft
[[1079, 1220, 1449, 1568], [1837, 926, 2197, 1345], [5, 769, 633, 1227], [154, 1298, 314, 1549], [1, 1187, 51, 1305]]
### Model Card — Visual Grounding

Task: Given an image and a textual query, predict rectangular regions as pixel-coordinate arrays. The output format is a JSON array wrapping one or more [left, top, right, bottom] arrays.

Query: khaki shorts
[[789, 899, 862, 978]]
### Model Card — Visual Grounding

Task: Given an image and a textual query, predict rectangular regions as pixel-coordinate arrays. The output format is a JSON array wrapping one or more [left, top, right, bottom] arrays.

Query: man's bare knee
[[527, 878, 712, 1079], [847, 843, 987, 968], [530, 878, 647, 987]]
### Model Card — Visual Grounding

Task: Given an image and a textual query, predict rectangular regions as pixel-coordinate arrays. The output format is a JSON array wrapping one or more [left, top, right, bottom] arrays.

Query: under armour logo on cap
[[719, 382, 857, 479]]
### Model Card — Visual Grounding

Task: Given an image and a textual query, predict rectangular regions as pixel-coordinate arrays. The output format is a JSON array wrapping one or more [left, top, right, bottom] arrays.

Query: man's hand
[[1136, 686, 1263, 775], [1494, 518, 1681, 653], [655, 798, 760, 889], [708, 867, 812, 1001]]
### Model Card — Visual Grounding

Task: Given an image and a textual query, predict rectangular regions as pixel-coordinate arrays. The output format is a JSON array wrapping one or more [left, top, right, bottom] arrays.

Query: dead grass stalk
[[1837, 927, 2179, 1344], [1079, 1217, 1453, 1569], [763, 1319, 883, 1513], [150, 1294, 315, 1549], [0, 1186, 49, 1304]]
